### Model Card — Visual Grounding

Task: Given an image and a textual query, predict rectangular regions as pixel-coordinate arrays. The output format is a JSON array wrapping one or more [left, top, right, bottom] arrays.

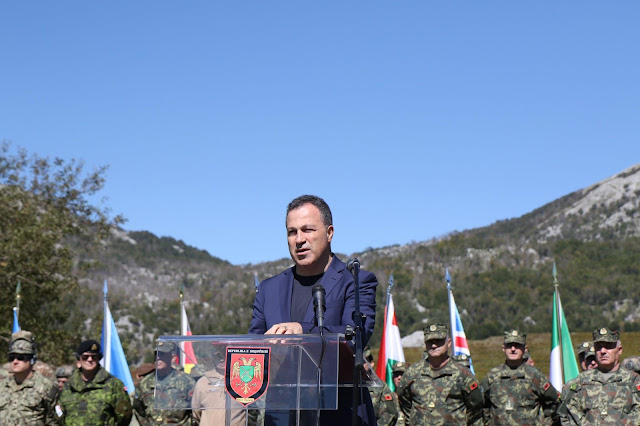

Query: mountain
[[74, 164, 640, 364]]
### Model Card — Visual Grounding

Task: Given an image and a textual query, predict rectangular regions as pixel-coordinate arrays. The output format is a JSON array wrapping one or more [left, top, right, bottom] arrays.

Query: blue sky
[[2, 2, 639, 265]]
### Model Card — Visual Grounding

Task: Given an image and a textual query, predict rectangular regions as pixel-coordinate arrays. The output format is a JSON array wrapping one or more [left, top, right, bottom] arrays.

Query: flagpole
[[103, 280, 111, 372], [553, 262, 564, 383], [180, 283, 185, 368], [15, 281, 21, 323], [446, 268, 455, 351]]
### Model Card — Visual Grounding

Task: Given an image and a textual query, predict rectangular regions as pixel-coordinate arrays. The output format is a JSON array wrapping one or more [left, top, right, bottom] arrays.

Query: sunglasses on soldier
[[8, 354, 32, 362]]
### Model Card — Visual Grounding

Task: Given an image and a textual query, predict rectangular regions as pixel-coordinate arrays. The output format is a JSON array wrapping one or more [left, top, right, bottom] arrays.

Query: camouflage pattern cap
[[8, 330, 36, 355], [585, 346, 596, 359], [622, 356, 640, 374], [452, 354, 471, 367], [576, 341, 592, 356], [156, 341, 177, 354], [56, 365, 74, 378], [392, 362, 406, 374], [592, 327, 619, 343], [76, 339, 102, 356], [503, 329, 526, 345], [424, 323, 448, 341]]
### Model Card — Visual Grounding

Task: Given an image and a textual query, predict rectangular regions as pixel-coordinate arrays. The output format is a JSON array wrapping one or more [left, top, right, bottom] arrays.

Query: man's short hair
[[287, 195, 333, 227]]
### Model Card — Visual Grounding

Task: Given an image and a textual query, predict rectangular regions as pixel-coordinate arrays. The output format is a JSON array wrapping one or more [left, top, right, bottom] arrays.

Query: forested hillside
[[3, 142, 639, 366]]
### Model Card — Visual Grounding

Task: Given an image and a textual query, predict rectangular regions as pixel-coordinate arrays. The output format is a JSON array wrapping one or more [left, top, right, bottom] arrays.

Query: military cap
[[622, 356, 640, 374], [8, 330, 36, 355], [592, 327, 619, 343], [392, 362, 406, 374], [76, 339, 102, 356], [503, 329, 526, 345], [452, 354, 471, 367], [56, 365, 74, 378], [156, 341, 177, 354], [424, 323, 448, 341], [576, 341, 592, 356], [584, 346, 595, 359], [363, 346, 374, 362]]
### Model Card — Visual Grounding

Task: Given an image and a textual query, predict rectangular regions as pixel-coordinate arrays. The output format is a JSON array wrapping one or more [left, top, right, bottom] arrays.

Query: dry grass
[[373, 331, 640, 381]]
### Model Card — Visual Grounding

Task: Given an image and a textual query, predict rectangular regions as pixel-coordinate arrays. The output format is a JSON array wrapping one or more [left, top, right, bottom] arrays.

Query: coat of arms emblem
[[225, 347, 270, 406]]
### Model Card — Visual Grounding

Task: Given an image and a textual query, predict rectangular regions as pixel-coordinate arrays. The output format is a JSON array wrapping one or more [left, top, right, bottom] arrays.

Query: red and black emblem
[[225, 347, 270, 406]]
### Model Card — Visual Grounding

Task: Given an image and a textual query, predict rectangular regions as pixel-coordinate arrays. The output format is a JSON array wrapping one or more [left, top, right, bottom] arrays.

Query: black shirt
[[290, 271, 324, 323]]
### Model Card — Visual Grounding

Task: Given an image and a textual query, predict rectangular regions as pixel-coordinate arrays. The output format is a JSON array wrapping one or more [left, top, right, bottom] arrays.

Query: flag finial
[[103, 279, 108, 296], [552, 261, 558, 287], [180, 282, 184, 300], [388, 273, 394, 289], [445, 268, 451, 288]]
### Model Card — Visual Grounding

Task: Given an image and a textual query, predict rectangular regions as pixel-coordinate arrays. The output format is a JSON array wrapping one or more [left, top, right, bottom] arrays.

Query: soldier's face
[[9, 353, 32, 374], [426, 338, 450, 358], [595, 341, 622, 371], [286, 204, 333, 276], [393, 373, 403, 388], [585, 355, 598, 370], [57, 377, 68, 390], [156, 352, 173, 373], [79, 352, 100, 373], [502, 343, 526, 362]]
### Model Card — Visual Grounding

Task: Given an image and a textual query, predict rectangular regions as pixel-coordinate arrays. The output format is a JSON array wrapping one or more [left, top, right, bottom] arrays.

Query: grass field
[[374, 331, 640, 381]]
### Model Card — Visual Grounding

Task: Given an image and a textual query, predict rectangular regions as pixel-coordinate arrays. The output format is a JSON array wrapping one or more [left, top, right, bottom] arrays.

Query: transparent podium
[[154, 334, 382, 425]]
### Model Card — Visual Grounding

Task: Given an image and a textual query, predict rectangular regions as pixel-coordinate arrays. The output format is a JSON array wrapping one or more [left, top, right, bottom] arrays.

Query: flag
[[447, 269, 475, 374], [100, 280, 135, 394], [375, 278, 405, 392], [254, 274, 260, 292], [180, 304, 198, 374], [549, 286, 579, 391], [12, 307, 20, 333]]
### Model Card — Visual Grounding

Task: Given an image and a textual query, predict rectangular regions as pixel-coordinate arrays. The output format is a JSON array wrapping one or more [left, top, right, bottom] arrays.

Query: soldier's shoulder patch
[[470, 381, 478, 391], [384, 394, 393, 401], [115, 399, 132, 416], [543, 382, 551, 391], [636, 384, 640, 391], [570, 383, 579, 391]]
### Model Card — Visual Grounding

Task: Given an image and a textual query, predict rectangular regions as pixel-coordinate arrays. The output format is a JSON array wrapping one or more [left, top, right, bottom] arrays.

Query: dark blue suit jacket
[[249, 255, 377, 344], [248, 255, 378, 426]]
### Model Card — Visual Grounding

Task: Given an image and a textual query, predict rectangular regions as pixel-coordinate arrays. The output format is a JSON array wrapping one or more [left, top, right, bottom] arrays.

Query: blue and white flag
[[12, 307, 20, 333], [447, 269, 475, 375], [100, 280, 135, 394]]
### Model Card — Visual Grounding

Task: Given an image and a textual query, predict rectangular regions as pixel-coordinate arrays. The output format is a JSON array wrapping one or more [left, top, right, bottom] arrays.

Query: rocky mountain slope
[[74, 164, 640, 364]]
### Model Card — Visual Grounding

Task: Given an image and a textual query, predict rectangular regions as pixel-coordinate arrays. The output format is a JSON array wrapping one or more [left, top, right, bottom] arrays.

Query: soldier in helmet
[[56, 339, 132, 425], [560, 327, 640, 424], [133, 341, 195, 425], [55, 365, 74, 391], [481, 329, 560, 425], [363, 346, 400, 426], [397, 323, 482, 424], [0, 330, 59, 425]]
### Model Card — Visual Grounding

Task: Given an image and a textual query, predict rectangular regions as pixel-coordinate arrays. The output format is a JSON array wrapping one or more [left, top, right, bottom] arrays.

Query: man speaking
[[249, 195, 378, 425]]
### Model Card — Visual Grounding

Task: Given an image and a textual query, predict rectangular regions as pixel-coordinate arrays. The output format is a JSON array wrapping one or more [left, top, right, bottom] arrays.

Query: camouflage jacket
[[369, 382, 400, 426], [133, 368, 195, 425], [559, 367, 640, 425], [0, 370, 59, 425], [397, 357, 482, 425], [481, 362, 559, 425], [56, 367, 133, 425]]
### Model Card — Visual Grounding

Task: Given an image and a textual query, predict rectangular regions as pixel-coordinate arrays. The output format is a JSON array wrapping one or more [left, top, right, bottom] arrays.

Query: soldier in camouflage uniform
[[576, 341, 592, 372], [453, 354, 472, 370], [559, 327, 640, 425], [0, 330, 59, 425], [133, 341, 195, 425], [397, 323, 483, 425], [481, 329, 560, 425], [364, 346, 400, 426], [55, 365, 74, 391], [561, 345, 597, 402], [56, 339, 133, 425]]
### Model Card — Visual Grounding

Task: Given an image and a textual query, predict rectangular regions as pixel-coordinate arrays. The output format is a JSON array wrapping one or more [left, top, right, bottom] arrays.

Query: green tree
[[0, 141, 123, 365]]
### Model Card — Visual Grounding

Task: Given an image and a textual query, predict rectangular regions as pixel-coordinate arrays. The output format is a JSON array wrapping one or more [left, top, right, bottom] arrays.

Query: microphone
[[312, 284, 326, 331], [346, 258, 360, 274]]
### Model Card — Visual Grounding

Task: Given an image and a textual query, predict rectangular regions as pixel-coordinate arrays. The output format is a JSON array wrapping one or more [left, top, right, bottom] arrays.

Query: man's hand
[[265, 322, 303, 335]]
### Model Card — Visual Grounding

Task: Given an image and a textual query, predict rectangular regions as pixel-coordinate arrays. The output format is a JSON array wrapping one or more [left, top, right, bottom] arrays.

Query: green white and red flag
[[375, 274, 405, 391]]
